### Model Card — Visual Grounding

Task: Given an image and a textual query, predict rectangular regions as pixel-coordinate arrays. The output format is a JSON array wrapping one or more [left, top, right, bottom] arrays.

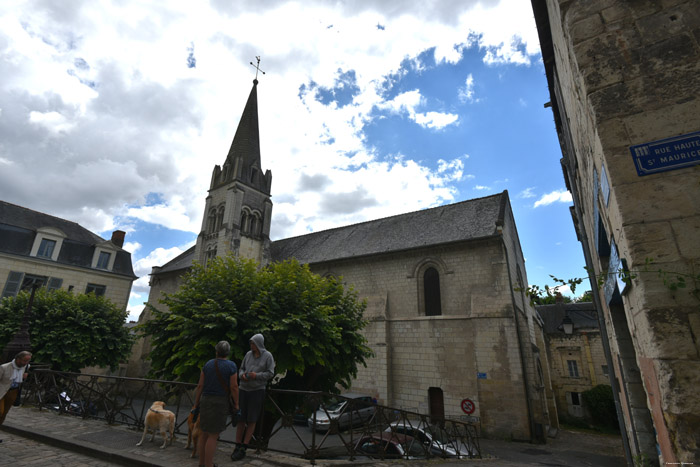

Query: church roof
[[155, 245, 195, 274], [271, 191, 508, 265], [226, 81, 264, 178]]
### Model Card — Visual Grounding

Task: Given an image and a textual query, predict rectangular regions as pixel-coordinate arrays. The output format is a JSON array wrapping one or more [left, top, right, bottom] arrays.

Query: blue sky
[[0, 1, 586, 322]]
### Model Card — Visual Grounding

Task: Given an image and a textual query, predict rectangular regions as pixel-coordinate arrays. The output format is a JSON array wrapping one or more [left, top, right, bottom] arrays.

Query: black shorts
[[239, 389, 265, 423]]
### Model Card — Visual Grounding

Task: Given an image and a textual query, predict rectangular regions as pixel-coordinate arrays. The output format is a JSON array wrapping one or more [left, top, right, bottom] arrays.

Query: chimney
[[111, 230, 125, 248]]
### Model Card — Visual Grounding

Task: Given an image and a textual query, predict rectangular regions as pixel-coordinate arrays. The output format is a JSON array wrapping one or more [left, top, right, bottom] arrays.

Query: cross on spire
[[250, 56, 265, 83]]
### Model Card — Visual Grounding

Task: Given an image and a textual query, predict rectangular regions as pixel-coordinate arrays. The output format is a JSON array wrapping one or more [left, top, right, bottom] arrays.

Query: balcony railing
[[19, 369, 480, 464]]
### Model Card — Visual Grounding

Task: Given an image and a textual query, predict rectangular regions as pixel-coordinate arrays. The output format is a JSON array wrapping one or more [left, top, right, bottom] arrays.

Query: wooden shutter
[[2, 271, 24, 298]]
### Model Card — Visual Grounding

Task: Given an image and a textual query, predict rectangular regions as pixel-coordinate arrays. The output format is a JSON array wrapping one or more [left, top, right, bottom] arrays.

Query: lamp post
[[1, 283, 37, 363], [560, 315, 574, 335]]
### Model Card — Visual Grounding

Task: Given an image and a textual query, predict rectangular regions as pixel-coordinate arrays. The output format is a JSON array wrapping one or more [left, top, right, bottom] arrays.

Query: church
[[129, 78, 558, 441]]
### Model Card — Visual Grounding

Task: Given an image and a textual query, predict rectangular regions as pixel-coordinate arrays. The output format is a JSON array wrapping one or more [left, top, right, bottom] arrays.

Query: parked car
[[385, 420, 476, 458], [307, 392, 376, 431], [355, 432, 428, 459]]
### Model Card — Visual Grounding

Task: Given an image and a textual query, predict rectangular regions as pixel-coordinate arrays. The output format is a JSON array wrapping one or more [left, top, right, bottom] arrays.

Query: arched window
[[250, 216, 258, 237], [207, 209, 217, 233], [240, 212, 249, 234], [205, 246, 217, 265], [424, 267, 442, 316], [256, 214, 263, 235], [216, 206, 225, 231]]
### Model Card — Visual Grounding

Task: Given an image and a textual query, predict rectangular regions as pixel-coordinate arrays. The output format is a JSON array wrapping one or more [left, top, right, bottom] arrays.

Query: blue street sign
[[630, 130, 700, 176], [477, 372, 487, 379]]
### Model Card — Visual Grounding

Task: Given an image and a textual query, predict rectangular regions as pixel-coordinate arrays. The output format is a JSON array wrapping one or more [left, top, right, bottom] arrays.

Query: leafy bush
[[0, 289, 133, 371], [139, 256, 373, 392], [582, 384, 618, 428]]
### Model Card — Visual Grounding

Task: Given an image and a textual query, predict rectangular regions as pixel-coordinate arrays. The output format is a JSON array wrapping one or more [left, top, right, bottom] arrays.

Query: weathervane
[[250, 56, 265, 82]]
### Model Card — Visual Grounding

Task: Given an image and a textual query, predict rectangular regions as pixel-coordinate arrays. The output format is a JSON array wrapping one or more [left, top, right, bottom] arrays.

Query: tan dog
[[136, 401, 175, 449], [185, 406, 202, 458]]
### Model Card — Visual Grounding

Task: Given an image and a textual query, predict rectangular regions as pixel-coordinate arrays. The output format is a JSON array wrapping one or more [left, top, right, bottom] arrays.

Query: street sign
[[461, 398, 475, 414], [629, 130, 700, 176]]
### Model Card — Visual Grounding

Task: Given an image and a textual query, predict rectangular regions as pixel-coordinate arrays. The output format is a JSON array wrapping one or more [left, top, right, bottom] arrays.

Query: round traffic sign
[[461, 398, 475, 414]]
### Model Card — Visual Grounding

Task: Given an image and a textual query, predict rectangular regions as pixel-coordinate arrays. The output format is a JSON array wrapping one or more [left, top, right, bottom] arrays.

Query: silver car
[[307, 392, 376, 431], [385, 420, 476, 458]]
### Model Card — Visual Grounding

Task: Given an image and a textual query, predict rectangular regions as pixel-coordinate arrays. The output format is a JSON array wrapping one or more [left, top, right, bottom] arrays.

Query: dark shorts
[[200, 394, 228, 433], [239, 389, 265, 423]]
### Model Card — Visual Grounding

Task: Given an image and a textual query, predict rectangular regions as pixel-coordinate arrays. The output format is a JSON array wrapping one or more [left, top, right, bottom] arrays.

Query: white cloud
[[518, 187, 536, 198], [413, 111, 459, 129], [0, 0, 543, 306], [474, 185, 491, 191], [126, 198, 200, 233], [534, 190, 572, 208], [378, 90, 458, 129], [458, 74, 477, 103], [29, 111, 75, 133], [122, 241, 141, 254]]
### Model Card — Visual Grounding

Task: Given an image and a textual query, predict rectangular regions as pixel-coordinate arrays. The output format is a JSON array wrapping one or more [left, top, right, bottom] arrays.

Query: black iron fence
[[20, 369, 480, 463]]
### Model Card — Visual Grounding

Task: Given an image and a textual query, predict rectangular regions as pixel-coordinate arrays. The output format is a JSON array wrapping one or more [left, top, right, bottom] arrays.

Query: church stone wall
[[126, 268, 186, 378], [310, 238, 533, 439]]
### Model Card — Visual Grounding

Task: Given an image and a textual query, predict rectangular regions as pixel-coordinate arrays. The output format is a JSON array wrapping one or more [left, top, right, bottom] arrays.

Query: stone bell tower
[[193, 78, 273, 266]]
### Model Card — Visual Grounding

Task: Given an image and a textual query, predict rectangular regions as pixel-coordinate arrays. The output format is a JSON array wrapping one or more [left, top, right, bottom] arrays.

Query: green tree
[[139, 256, 373, 392], [0, 289, 133, 372], [582, 384, 618, 429], [574, 290, 594, 303]]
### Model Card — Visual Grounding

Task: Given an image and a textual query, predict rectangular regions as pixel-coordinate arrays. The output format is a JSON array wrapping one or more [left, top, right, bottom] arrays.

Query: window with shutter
[[2, 271, 24, 298], [47, 277, 63, 291]]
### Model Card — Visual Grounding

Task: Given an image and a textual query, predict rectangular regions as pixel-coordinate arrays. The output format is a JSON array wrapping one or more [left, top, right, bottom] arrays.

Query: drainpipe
[[562, 160, 634, 466], [499, 229, 538, 443]]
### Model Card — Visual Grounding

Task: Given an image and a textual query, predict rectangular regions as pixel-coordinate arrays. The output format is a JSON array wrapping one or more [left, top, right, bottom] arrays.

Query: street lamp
[[560, 315, 574, 335]]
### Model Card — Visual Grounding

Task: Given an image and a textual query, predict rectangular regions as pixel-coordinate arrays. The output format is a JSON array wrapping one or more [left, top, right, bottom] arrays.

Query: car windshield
[[324, 399, 347, 413]]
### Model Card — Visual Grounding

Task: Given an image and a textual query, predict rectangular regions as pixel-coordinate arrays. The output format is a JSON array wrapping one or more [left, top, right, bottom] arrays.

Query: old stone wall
[[547, 331, 609, 419], [310, 238, 535, 439], [125, 268, 186, 378], [543, 0, 700, 462]]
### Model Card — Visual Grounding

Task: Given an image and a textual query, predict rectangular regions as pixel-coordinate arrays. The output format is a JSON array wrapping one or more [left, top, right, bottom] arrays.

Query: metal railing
[[19, 369, 480, 463]]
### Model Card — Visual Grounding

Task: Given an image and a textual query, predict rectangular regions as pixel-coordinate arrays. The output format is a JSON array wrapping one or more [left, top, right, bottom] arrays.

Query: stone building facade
[[531, 0, 700, 464], [0, 201, 136, 309], [130, 79, 557, 441], [272, 191, 557, 440], [538, 300, 609, 421]]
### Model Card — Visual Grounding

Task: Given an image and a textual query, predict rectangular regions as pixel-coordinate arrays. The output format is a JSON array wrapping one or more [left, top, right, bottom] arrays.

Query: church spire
[[226, 80, 260, 171]]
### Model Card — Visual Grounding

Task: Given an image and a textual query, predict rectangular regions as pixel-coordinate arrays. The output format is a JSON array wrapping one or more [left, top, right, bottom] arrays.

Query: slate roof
[[536, 301, 599, 334], [151, 192, 509, 276], [0, 200, 136, 278], [0, 201, 104, 245], [271, 191, 508, 265], [156, 245, 195, 274]]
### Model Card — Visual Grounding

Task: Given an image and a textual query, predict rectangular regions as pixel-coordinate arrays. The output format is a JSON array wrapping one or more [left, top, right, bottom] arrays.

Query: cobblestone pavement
[[0, 406, 627, 466], [0, 430, 116, 466]]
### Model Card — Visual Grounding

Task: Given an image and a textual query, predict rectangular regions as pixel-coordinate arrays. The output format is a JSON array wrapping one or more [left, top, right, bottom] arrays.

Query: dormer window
[[37, 239, 56, 258], [30, 227, 66, 261], [91, 245, 117, 271], [97, 251, 111, 269]]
